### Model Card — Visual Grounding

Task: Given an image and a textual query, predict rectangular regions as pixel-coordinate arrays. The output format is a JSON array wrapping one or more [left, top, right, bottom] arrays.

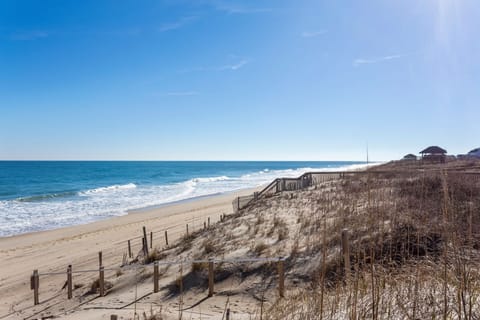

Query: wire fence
[[26, 203, 283, 317], [29, 254, 287, 320]]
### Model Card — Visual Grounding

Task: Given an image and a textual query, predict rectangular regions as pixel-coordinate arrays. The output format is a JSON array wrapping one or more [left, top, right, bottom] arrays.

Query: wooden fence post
[[110, 315, 118, 320], [342, 228, 351, 282], [143, 226, 149, 257], [98, 251, 103, 267], [150, 232, 153, 249], [186, 224, 189, 236], [128, 240, 132, 258], [165, 230, 169, 246], [208, 217, 210, 228], [142, 238, 146, 255], [278, 259, 285, 298], [67, 265, 73, 299], [208, 259, 214, 297], [99, 266, 105, 297], [154, 261, 159, 293], [226, 308, 230, 320], [32, 269, 39, 305], [204, 221, 206, 230]]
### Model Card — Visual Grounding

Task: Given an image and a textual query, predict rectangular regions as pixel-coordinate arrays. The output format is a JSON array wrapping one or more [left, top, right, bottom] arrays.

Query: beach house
[[468, 148, 480, 158], [402, 154, 417, 161], [420, 146, 447, 163]]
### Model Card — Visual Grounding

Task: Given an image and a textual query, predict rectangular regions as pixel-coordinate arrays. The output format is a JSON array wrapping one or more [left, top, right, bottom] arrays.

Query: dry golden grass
[[122, 160, 480, 319], [258, 163, 480, 319]]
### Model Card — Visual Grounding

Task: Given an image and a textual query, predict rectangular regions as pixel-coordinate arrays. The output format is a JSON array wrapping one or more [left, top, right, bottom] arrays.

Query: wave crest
[[16, 191, 78, 203], [80, 183, 137, 195], [190, 176, 230, 183]]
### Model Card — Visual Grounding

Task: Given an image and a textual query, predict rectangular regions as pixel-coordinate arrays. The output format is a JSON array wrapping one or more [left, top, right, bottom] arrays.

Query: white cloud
[[159, 0, 272, 14], [179, 58, 249, 73], [353, 54, 408, 67], [158, 16, 197, 32], [218, 59, 249, 70]]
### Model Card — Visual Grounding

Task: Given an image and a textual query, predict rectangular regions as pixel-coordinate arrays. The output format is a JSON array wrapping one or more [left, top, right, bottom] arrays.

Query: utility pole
[[366, 142, 369, 165]]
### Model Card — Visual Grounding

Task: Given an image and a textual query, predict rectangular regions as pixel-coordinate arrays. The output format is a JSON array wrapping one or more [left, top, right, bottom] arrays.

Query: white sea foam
[[191, 176, 230, 183], [79, 183, 137, 195], [0, 163, 375, 237]]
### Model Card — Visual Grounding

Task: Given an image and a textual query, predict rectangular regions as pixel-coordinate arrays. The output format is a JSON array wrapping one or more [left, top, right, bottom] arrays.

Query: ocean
[[0, 161, 367, 237]]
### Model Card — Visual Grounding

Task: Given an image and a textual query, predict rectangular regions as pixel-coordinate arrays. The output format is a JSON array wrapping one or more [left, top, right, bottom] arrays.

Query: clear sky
[[1, 0, 478, 161]]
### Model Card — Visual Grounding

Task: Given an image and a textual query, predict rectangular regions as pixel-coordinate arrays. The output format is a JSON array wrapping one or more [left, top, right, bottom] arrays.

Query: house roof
[[468, 148, 480, 154], [420, 146, 447, 154], [403, 154, 417, 159]]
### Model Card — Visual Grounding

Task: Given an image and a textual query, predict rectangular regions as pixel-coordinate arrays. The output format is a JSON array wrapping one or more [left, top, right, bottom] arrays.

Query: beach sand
[[0, 188, 258, 319]]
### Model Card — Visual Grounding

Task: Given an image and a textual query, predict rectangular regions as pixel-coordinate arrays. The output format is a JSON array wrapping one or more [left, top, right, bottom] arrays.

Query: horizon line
[[0, 159, 373, 162]]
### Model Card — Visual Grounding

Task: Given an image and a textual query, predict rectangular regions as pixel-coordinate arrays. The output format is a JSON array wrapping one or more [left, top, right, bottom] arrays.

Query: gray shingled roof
[[420, 146, 447, 154]]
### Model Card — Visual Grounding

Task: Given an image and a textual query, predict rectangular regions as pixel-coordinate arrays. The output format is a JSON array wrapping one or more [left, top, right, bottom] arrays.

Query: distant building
[[402, 154, 417, 161], [468, 148, 480, 158], [420, 146, 447, 163]]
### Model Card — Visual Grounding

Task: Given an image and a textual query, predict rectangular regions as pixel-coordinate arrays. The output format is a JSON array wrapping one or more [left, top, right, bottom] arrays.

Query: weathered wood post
[[186, 224, 189, 236], [110, 315, 118, 320], [67, 265, 73, 299], [98, 251, 103, 268], [226, 308, 230, 320], [164, 230, 168, 246], [150, 232, 153, 249], [142, 238, 146, 255], [208, 217, 210, 228], [32, 269, 39, 305], [208, 259, 214, 297], [128, 240, 132, 258], [153, 261, 159, 293], [99, 266, 105, 297], [342, 228, 351, 282], [178, 266, 184, 295], [278, 259, 285, 298], [203, 221, 206, 230], [143, 226, 149, 257]]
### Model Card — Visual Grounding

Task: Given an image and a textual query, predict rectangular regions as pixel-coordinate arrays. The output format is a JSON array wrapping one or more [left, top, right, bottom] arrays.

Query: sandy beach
[[0, 188, 257, 319], [2, 162, 480, 320], [2, 0, 477, 318]]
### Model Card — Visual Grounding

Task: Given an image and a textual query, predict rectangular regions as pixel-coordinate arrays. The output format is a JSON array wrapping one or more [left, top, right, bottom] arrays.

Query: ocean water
[[0, 161, 367, 237]]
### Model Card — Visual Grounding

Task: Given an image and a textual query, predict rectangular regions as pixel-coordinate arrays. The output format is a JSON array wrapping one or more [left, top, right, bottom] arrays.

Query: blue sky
[[0, 0, 479, 161]]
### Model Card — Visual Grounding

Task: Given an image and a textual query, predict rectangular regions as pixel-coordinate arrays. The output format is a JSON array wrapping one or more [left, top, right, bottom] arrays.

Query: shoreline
[[0, 164, 378, 319], [0, 186, 259, 244], [0, 186, 260, 318], [127, 187, 255, 214], [0, 186, 260, 242], [1, 163, 375, 239]]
